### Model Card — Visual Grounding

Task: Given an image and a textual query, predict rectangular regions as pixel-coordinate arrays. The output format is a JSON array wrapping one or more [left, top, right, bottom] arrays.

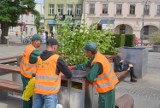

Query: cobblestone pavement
[[116, 51, 160, 108], [0, 45, 160, 108]]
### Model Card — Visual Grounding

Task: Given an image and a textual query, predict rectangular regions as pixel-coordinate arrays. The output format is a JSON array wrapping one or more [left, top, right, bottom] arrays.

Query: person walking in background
[[32, 39, 72, 108], [135, 37, 139, 46], [69, 42, 118, 108], [45, 31, 48, 41], [16, 31, 19, 37], [42, 30, 46, 44], [51, 31, 54, 39], [113, 50, 137, 82], [19, 34, 42, 108]]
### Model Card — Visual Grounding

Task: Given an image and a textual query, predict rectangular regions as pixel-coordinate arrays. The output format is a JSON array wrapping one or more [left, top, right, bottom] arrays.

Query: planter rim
[[120, 47, 146, 49]]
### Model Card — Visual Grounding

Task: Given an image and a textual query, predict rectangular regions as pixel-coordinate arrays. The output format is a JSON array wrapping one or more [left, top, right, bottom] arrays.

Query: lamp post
[[141, 0, 149, 46]]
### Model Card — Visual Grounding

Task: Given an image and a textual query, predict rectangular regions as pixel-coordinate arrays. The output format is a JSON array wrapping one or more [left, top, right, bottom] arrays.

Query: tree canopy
[[0, 0, 37, 44]]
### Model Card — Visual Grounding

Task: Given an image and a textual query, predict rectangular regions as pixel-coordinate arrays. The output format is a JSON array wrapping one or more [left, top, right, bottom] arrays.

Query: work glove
[[68, 66, 74, 70]]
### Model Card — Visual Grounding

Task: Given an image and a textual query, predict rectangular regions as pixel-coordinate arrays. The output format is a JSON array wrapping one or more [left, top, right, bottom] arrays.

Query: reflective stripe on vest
[[36, 75, 60, 81], [35, 84, 60, 90], [91, 52, 119, 93], [34, 54, 61, 95], [21, 60, 36, 68], [96, 74, 117, 88], [20, 65, 34, 75], [20, 44, 36, 78], [97, 67, 113, 81]]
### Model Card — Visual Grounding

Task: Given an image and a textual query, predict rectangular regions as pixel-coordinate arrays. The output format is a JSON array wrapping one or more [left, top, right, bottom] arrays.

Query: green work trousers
[[98, 89, 115, 108], [21, 75, 32, 108]]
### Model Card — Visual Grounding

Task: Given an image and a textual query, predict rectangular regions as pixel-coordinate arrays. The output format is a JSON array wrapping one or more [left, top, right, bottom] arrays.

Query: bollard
[[4, 36, 9, 47]]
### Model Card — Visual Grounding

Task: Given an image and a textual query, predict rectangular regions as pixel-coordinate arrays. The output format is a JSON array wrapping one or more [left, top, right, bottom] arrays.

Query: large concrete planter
[[153, 45, 160, 52], [58, 70, 99, 108], [119, 47, 148, 78]]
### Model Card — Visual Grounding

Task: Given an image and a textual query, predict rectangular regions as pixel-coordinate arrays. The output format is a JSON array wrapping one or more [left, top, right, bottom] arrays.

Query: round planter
[[153, 45, 160, 52]]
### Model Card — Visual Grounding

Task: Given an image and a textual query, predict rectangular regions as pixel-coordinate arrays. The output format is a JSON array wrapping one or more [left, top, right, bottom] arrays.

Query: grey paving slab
[[0, 46, 160, 108]]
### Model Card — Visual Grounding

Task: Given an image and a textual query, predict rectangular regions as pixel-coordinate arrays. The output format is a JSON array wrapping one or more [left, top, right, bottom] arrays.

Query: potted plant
[[55, 19, 116, 65], [149, 31, 160, 52]]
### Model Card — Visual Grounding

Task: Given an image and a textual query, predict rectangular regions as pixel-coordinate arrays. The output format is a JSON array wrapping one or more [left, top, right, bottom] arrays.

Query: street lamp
[[141, 0, 149, 46]]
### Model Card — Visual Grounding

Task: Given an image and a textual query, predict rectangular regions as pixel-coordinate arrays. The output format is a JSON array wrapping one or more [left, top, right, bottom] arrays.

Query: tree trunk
[[1, 22, 9, 44]]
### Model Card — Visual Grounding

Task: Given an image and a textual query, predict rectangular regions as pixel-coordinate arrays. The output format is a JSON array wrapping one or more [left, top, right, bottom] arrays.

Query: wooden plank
[[0, 79, 22, 93], [0, 55, 22, 61], [0, 64, 20, 74], [1, 60, 17, 64]]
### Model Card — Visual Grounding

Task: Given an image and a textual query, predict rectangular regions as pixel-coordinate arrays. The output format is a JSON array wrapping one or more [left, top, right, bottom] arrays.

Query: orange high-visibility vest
[[34, 54, 61, 95], [91, 52, 119, 93], [20, 44, 36, 78]]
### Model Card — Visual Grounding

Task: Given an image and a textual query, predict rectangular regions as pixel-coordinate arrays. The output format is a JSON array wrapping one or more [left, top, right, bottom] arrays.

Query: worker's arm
[[86, 62, 102, 82], [29, 50, 41, 64], [57, 57, 72, 78], [74, 59, 92, 71]]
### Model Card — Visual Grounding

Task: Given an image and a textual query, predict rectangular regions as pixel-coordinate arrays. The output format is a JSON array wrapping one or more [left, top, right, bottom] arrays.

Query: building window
[[49, 4, 54, 15], [76, 4, 82, 15], [102, 4, 108, 14], [143, 26, 149, 35], [67, 4, 73, 15], [58, 4, 63, 15], [120, 25, 126, 34], [157, 5, 160, 15], [144, 5, 150, 15], [130, 4, 135, 15], [116, 4, 122, 15], [89, 3, 95, 14]]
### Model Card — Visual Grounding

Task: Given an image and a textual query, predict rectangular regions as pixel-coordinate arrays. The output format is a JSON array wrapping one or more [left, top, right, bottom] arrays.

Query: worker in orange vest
[[69, 42, 119, 108], [32, 39, 72, 108], [20, 34, 42, 108]]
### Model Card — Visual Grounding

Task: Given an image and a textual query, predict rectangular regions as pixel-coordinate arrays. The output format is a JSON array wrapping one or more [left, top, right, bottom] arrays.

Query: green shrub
[[124, 34, 135, 47], [112, 34, 125, 47], [55, 20, 115, 65], [149, 31, 160, 45]]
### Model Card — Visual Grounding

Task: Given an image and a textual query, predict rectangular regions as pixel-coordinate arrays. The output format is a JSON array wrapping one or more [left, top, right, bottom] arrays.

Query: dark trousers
[[129, 67, 136, 79], [21, 75, 32, 108]]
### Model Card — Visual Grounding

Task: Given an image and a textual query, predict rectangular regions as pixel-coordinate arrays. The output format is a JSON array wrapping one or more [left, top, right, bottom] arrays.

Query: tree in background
[[34, 11, 40, 31], [0, 0, 37, 44]]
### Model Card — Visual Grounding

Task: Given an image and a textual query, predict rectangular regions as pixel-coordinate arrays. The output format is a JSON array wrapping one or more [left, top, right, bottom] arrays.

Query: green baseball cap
[[83, 42, 97, 51], [31, 34, 42, 41]]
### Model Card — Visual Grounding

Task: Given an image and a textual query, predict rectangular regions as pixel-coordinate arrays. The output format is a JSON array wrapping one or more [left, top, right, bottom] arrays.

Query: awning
[[98, 19, 115, 25], [48, 20, 80, 25], [48, 20, 57, 24]]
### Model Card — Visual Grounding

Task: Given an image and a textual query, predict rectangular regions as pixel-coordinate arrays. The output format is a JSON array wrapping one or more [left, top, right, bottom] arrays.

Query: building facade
[[44, 0, 83, 33], [83, 0, 160, 39], [8, 13, 37, 37], [35, 3, 45, 29]]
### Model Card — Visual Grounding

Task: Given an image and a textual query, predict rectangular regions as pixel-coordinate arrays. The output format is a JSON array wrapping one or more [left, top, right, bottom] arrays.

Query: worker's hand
[[60, 73, 64, 76], [68, 66, 74, 70], [86, 67, 90, 71], [127, 67, 130, 71], [120, 60, 124, 63]]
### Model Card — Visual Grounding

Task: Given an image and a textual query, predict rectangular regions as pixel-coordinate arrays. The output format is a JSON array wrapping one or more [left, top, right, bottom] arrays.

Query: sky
[[35, 0, 44, 4]]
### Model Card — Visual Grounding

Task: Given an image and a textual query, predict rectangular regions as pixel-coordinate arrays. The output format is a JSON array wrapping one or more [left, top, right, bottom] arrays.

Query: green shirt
[[75, 54, 115, 108], [74, 57, 102, 82], [29, 49, 41, 64]]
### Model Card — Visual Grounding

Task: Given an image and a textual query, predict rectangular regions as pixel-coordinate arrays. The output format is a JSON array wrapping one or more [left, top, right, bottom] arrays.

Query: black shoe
[[133, 76, 137, 79], [130, 78, 137, 82]]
